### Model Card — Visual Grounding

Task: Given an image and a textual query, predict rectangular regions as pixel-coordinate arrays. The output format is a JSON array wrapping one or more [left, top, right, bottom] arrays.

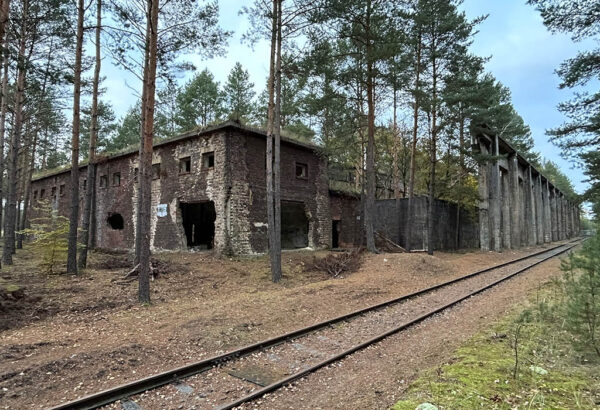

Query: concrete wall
[[476, 131, 580, 252]]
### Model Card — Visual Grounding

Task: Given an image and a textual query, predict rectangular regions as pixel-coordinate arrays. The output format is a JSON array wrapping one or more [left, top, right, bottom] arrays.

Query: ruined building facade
[[31, 122, 332, 255]]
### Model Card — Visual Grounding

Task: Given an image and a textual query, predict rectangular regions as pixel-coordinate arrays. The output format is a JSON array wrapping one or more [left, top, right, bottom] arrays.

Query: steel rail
[[219, 240, 581, 410], [49, 239, 581, 410]]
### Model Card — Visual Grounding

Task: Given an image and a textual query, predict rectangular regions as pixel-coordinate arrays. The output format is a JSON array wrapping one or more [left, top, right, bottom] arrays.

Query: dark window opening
[[179, 157, 191, 174], [107, 213, 124, 230], [295, 162, 308, 179], [152, 163, 161, 180], [180, 201, 216, 250], [40, 189, 45, 198], [113, 172, 121, 186], [332, 220, 340, 249], [134, 167, 138, 182], [202, 152, 214, 169], [281, 201, 309, 249], [33, 190, 38, 200], [59, 184, 65, 196], [51, 186, 57, 197], [100, 175, 108, 188], [83, 179, 87, 190]]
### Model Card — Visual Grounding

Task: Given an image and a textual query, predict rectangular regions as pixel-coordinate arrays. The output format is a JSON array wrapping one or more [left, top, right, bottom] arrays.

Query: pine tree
[[175, 69, 224, 130], [223, 62, 255, 122]]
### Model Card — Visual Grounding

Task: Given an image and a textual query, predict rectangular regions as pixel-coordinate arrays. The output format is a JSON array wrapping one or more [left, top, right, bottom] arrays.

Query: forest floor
[[0, 241, 580, 409]]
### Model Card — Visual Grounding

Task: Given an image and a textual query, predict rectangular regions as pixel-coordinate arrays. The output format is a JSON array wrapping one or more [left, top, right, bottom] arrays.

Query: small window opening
[[179, 157, 191, 174], [100, 175, 108, 188], [202, 152, 214, 169], [113, 172, 121, 186], [59, 184, 65, 196], [133, 167, 138, 182], [107, 213, 124, 230], [152, 163, 161, 180], [40, 189, 45, 198], [51, 186, 57, 197], [82, 179, 87, 190], [295, 162, 308, 179], [33, 190, 38, 200]]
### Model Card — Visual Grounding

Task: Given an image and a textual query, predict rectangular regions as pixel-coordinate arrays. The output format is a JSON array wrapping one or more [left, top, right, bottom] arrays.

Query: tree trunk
[[2, 0, 27, 265], [266, 0, 279, 282], [19, 129, 37, 248], [427, 54, 438, 256], [406, 29, 421, 252], [364, 0, 376, 253], [67, 0, 85, 274], [0, 4, 9, 239], [138, 0, 159, 303], [271, 0, 282, 282], [79, 0, 102, 269]]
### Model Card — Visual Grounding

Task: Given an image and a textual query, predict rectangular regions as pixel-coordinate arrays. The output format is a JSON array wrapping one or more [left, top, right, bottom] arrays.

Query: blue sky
[[100, 0, 593, 194]]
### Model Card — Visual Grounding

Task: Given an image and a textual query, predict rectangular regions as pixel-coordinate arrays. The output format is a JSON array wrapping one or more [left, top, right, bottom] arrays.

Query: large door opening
[[180, 201, 216, 249], [332, 220, 340, 248], [281, 201, 309, 249]]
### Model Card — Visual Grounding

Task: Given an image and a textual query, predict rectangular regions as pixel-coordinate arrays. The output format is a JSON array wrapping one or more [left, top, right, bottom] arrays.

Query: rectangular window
[[179, 157, 191, 174], [152, 163, 161, 180], [59, 184, 65, 196], [202, 152, 214, 169], [40, 189, 45, 198], [51, 186, 57, 197], [134, 167, 138, 182], [100, 175, 108, 188], [113, 172, 121, 186], [82, 179, 87, 190], [295, 162, 308, 179], [33, 190, 38, 200]]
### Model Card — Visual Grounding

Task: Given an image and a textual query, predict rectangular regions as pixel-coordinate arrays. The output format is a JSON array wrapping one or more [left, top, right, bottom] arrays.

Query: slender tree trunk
[[0, 51, 7, 239], [79, 0, 102, 269], [406, 30, 421, 252], [271, 0, 282, 282], [19, 129, 37, 248], [3, 0, 28, 265], [455, 113, 464, 249], [364, 0, 376, 253], [266, 0, 279, 282], [67, 0, 84, 273], [138, 0, 159, 303], [427, 55, 438, 256]]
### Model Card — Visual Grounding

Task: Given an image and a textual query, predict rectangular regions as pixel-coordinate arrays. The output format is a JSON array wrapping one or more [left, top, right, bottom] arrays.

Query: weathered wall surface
[[30, 123, 332, 256], [329, 192, 362, 248], [375, 198, 479, 251]]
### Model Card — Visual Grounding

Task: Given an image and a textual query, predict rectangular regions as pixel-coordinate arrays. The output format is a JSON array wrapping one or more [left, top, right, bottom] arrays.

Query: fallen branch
[[375, 231, 406, 253]]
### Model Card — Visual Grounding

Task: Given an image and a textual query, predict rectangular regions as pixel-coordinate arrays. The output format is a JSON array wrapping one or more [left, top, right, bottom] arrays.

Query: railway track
[[50, 239, 582, 410]]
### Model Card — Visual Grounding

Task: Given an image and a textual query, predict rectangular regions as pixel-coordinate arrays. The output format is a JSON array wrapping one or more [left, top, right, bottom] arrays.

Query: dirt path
[[0, 242, 573, 409]]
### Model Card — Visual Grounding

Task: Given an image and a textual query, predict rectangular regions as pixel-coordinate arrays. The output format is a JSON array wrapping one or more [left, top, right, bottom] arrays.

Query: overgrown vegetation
[[392, 241, 600, 409]]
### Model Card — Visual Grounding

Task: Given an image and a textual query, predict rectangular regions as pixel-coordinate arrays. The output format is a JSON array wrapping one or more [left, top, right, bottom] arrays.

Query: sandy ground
[[0, 241, 574, 409]]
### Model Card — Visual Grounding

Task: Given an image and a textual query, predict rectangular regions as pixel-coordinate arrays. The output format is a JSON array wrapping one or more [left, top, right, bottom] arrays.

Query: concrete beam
[[543, 179, 551, 243], [490, 135, 502, 252], [526, 166, 537, 246], [478, 140, 491, 251], [509, 154, 521, 248], [501, 170, 511, 249], [551, 188, 558, 242], [536, 174, 544, 244]]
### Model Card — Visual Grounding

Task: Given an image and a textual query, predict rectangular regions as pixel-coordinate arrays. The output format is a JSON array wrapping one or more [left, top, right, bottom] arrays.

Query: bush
[[561, 234, 600, 358], [305, 248, 364, 277], [19, 200, 70, 274]]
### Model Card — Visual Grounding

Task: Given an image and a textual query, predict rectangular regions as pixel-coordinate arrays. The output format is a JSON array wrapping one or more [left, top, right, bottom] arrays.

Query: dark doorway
[[332, 220, 340, 248], [281, 201, 309, 249], [180, 201, 216, 249]]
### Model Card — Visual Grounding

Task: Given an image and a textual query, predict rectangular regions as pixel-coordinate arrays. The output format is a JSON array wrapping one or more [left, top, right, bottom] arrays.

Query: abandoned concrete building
[[30, 121, 580, 255]]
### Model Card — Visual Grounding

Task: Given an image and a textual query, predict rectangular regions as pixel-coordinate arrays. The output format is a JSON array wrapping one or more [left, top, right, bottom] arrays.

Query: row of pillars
[[478, 134, 580, 252]]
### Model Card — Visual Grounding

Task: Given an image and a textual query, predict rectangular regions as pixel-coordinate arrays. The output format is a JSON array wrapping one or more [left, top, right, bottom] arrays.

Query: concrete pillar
[[551, 188, 558, 242], [558, 194, 565, 240], [490, 135, 502, 252], [535, 174, 544, 244], [526, 166, 537, 246], [501, 170, 511, 249], [565, 200, 571, 238], [509, 154, 521, 248], [478, 140, 491, 251], [543, 179, 551, 243]]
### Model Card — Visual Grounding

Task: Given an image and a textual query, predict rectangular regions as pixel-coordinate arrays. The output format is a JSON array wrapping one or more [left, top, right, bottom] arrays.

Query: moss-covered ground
[[392, 282, 600, 409]]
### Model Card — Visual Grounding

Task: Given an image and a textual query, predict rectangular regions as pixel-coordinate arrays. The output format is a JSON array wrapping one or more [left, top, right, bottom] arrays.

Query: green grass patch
[[392, 283, 600, 409]]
